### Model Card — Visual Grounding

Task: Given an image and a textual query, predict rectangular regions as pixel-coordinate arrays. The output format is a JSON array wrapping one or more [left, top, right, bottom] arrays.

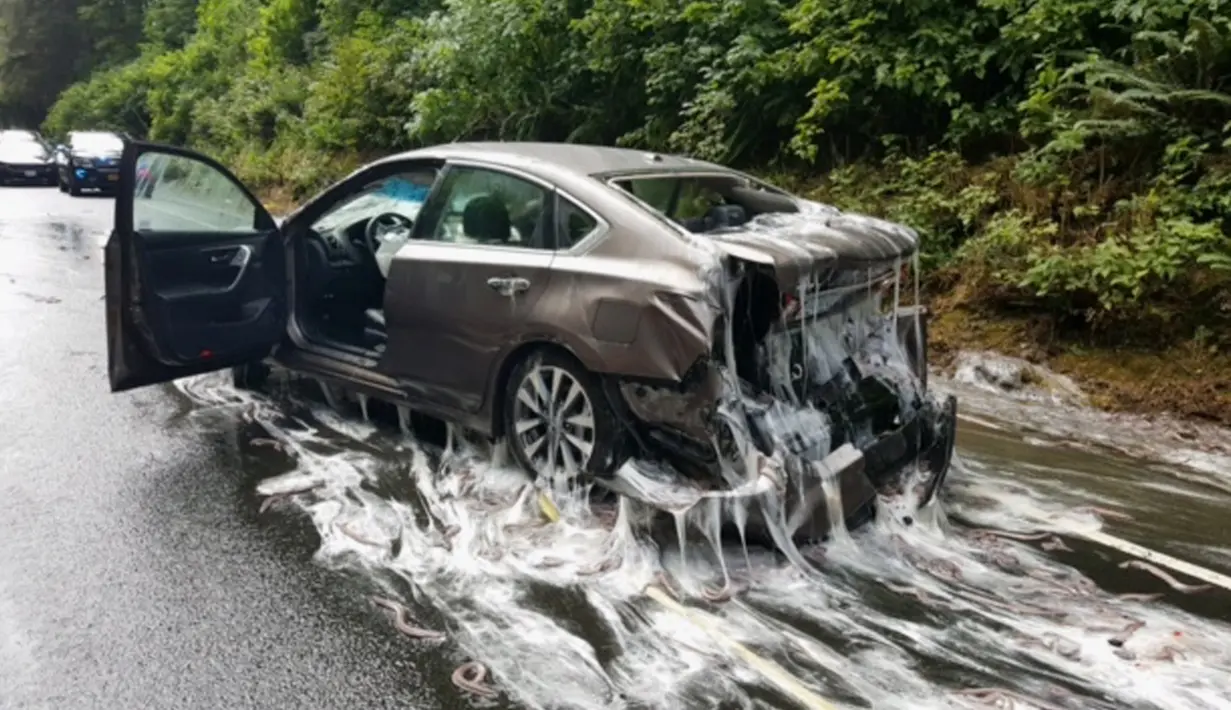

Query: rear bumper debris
[[737, 383, 957, 543], [608, 297, 957, 546]]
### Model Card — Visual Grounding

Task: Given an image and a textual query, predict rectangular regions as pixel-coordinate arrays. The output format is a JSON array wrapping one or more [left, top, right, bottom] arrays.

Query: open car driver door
[[106, 139, 287, 392]]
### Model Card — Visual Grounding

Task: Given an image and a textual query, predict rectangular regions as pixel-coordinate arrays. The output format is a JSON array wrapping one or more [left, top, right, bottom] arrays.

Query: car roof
[[388, 141, 731, 180]]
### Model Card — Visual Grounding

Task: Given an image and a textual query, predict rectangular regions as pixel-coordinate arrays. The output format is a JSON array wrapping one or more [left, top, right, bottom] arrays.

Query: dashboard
[[299, 216, 386, 316], [311, 220, 369, 268], [307, 191, 424, 269], [295, 179, 431, 320]]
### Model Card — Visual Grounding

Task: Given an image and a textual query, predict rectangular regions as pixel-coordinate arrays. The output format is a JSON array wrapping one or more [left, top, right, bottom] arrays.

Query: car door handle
[[204, 245, 253, 291], [205, 246, 251, 268], [487, 276, 530, 295]]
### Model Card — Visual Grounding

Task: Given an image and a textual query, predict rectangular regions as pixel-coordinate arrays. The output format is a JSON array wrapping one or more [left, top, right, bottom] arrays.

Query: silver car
[[104, 140, 957, 545]]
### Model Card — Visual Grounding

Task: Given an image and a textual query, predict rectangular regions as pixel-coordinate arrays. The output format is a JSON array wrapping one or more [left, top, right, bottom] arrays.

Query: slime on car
[[103, 140, 956, 550]]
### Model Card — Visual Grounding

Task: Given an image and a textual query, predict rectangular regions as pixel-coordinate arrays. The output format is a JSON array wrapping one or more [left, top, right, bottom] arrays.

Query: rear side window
[[611, 173, 800, 233], [555, 196, 599, 249], [417, 166, 552, 250], [625, 178, 675, 214]]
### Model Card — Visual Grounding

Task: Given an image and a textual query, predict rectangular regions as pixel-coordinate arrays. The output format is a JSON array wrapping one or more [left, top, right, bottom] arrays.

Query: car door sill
[[279, 318, 491, 435], [275, 346, 399, 392]]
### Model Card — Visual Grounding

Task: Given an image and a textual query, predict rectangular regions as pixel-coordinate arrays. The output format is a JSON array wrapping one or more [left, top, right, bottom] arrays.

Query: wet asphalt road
[[0, 187, 436, 709]]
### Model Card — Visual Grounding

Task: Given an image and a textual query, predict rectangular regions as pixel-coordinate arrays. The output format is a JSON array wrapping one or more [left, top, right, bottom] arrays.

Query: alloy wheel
[[511, 364, 597, 476]]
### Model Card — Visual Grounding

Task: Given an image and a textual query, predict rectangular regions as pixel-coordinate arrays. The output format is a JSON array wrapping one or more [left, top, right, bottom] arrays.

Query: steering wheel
[[364, 212, 414, 254]]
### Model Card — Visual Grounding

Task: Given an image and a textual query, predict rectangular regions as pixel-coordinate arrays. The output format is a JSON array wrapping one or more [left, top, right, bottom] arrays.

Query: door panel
[[136, 232, 284, 363], [379, 163, 557, 414], [107, 140, 287, 392], [381, 244, 555, 412]]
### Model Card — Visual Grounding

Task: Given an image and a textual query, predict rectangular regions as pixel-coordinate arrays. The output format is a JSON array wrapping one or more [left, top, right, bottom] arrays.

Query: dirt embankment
[[928, 306, 1231, 428]]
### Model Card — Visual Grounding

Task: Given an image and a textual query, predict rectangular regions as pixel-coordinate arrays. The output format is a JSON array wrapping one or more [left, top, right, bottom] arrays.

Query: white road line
[[1075, 529, 1231, 593], [643, 585, 839, 710]]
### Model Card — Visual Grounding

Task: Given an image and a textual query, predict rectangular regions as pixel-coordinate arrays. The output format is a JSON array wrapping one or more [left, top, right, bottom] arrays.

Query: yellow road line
[[644, 585, 839, 710]]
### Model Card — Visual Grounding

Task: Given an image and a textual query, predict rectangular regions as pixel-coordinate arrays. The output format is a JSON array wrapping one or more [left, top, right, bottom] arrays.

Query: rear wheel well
[[490, 341, 582, 437]]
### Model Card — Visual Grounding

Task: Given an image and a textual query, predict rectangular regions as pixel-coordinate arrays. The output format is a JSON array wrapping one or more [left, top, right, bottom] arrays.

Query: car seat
[[462, 194, 512, 244], [727, 185, 799, 215], [704, 204, 749, 230]]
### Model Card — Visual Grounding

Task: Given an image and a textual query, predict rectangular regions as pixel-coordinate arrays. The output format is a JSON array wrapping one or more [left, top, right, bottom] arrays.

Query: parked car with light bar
[[54, 131, 124, 196], [0, 137, 56, 186]]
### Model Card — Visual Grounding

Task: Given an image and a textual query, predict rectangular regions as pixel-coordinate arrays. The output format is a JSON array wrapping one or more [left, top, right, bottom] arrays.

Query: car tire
[[231, 362, 271, 391], [68, 177, 81, 197], [57, 176, 67, 192], [503, 348, 624, 482]]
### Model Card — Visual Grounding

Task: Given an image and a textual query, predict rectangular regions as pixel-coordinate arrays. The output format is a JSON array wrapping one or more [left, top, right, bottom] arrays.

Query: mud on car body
[[103, 140, 955, 548]]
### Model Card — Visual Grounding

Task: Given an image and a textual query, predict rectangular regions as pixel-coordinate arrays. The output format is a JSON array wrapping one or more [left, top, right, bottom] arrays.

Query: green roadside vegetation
[[2, 0, 1229, 424]]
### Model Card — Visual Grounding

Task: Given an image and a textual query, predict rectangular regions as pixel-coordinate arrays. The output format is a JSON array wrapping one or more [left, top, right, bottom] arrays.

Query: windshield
[[0, 140, 50, 161], [0, 130, 40, 143], [609, 172, 802, 233], [71, 133, 123, 153], [312, 173, 437, 233]]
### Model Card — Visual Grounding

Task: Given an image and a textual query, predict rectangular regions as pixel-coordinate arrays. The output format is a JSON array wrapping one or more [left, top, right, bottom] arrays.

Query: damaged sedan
[[104, 140, 956, 546]]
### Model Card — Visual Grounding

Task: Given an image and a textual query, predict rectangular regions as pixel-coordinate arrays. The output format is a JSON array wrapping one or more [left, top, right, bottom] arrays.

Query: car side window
[[619, 177, 723, 222], [418, 166, 551, 250], [555, 196, 600, 250], [622, 178, 675, 214], [311, 169, 439, 234], [133, 152, 258, 233]]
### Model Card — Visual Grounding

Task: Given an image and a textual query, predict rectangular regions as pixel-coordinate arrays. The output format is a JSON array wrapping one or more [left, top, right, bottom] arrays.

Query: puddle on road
[[169, 371, 1231, 710]]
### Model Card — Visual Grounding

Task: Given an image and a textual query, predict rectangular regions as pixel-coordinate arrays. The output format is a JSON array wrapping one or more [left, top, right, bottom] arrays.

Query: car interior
[[296, 170, 434, 353], [295, 166, 553, 355], [611, 174, 802, 234]]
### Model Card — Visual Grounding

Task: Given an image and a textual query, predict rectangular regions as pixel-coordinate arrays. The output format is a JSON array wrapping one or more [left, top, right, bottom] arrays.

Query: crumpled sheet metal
[[618, 371, 723, 443], [706, 207, 920, 287], [598, 261, 724, 384]]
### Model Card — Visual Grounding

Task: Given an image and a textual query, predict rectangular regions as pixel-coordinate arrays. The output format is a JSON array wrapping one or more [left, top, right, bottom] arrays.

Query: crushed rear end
[[607, 202, 957, 547]]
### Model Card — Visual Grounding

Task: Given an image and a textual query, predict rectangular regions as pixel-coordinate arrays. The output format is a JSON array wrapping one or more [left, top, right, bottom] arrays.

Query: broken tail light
[[780, 293, 802, 324], [777, 266, 904, 326]]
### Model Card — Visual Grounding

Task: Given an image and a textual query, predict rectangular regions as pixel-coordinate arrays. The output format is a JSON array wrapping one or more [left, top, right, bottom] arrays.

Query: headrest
[[462, 194, 511, 243]]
